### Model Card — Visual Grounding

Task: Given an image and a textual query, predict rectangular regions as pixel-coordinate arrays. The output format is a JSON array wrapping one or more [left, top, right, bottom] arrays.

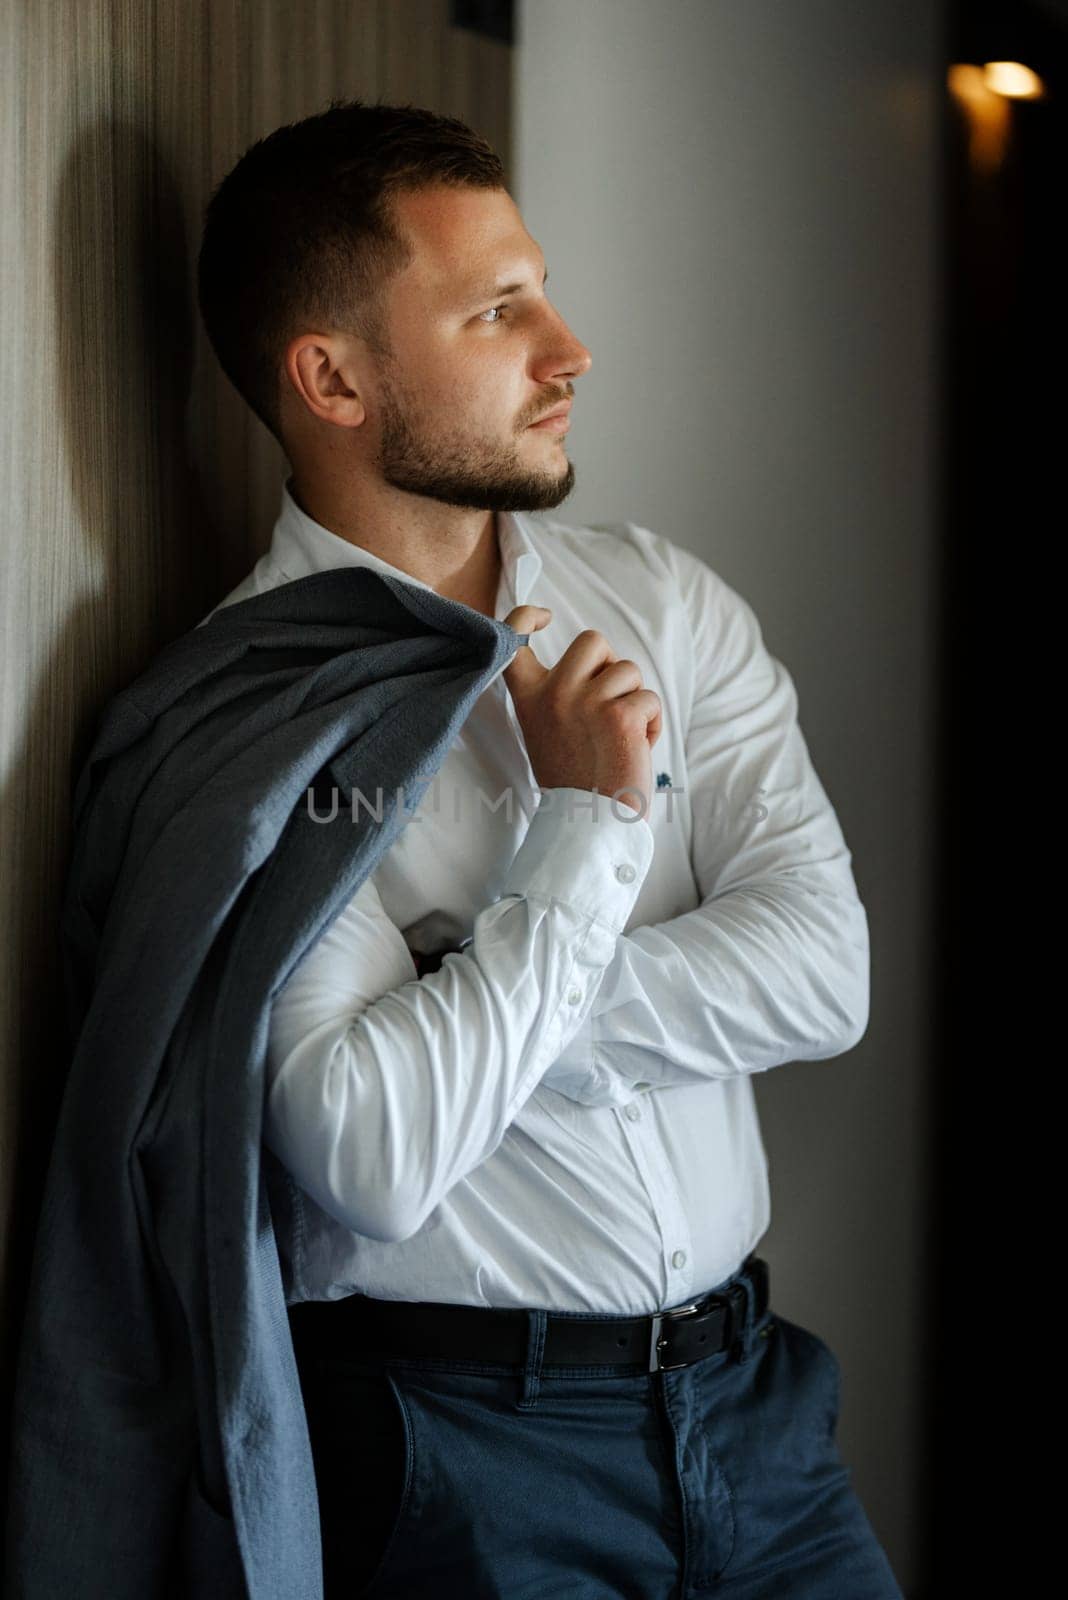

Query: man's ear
[[283, 333, 367, 430]]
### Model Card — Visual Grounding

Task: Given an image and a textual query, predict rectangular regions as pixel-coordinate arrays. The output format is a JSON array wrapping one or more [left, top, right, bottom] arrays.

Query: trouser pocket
[[298, 1356, 413, 1597], [348, 1364, 678, 1599]]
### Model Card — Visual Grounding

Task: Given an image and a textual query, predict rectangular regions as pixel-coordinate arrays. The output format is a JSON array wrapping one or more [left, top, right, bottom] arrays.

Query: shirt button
[[671, 1249, 687, 1269], [624, 1103, 641, 1122], [567, 988, 583, 1006], [615, 862, 636, 884]]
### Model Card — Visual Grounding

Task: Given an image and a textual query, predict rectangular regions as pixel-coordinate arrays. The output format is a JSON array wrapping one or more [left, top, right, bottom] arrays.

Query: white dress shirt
[[199, 478, 869, 1315]]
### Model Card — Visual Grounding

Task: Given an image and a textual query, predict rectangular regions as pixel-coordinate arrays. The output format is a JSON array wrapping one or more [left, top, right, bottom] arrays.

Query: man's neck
[[435, 527, 503, 619], [282, 470, 502, 614]]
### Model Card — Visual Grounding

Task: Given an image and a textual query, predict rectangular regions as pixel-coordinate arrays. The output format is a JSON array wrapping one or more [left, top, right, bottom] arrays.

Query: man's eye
[[478, 304, 510, 325]]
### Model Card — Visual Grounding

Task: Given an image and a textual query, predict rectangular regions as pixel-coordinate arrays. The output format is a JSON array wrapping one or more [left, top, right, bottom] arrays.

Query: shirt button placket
[[611, 1039, 694, 1305]]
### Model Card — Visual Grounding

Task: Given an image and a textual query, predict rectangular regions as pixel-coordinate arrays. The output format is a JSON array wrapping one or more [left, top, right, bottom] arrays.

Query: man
[[196, 99, 903, 1598]]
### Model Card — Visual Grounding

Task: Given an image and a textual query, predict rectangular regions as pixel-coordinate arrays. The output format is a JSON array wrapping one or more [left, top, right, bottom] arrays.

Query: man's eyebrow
[[463, 266, 550, 305]]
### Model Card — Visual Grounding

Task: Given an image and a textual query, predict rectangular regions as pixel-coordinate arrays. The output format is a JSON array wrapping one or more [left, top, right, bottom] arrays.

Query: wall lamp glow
[[947, 61, 1046, 175], [982, 61, 1046, 99]]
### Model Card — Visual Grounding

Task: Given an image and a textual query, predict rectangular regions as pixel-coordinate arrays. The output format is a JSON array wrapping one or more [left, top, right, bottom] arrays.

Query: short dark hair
[[196, 98, 507, 446]]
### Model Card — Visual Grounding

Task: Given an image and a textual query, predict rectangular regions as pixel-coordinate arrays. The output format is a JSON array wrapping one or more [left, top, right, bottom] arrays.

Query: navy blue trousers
[[290, 1265, 904, 1599]]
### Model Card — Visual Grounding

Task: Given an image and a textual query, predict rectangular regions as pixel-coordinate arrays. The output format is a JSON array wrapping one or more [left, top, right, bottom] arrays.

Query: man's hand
[[501, 606, 662, 818], [412, 945, 463, 979]]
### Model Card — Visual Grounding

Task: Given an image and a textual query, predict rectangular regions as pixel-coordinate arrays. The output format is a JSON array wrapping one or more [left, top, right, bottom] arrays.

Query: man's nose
[[534, 315, 591, 384]]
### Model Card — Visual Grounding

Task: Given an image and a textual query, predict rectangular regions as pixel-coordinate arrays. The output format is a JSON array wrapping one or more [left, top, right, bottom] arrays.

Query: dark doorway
[[927, 1, 1064, 1593]]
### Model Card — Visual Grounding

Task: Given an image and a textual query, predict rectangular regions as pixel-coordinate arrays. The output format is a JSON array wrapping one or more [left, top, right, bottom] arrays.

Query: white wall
[[515, 2, 943, 1591]]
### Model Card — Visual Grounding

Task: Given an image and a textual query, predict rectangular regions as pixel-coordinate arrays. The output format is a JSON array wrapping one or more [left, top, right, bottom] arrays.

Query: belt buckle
[[648, 1292, 726, 1373]]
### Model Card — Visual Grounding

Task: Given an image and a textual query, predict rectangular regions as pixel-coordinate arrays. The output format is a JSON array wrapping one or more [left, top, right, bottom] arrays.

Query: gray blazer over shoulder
[[4, 567, 525, 1599]]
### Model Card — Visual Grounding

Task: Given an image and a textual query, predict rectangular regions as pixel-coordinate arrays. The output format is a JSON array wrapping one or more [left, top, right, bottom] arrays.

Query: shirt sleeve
[[539, 540, 870, 1108], [262, 788, 654, 1243]]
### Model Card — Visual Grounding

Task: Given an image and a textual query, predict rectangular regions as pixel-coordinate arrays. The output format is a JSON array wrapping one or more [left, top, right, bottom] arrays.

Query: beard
[[372, 364, 577, 514]]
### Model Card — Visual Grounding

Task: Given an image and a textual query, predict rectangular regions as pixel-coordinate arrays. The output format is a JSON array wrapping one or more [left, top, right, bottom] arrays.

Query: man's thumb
[[501, 606, 551, 686]]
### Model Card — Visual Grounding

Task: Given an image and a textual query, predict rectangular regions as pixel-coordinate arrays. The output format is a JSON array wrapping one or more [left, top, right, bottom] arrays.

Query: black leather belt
[[288, 1255, 769, 1375]]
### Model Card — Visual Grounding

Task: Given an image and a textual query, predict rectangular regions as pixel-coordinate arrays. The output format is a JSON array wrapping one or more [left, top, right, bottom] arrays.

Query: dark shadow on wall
[[1, 116, 220, 1529]]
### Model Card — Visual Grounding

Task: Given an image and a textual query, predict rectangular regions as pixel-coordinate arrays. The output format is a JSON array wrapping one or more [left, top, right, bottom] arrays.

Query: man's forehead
[[390, 186, 540, 299]]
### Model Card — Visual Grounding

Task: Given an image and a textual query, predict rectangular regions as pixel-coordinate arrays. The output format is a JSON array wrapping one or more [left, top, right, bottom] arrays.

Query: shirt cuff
[[499, 786, 654, 934]]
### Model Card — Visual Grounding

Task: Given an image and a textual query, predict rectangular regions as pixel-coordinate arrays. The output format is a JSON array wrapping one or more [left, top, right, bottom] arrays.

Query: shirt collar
[[269, 475, 543, 613]]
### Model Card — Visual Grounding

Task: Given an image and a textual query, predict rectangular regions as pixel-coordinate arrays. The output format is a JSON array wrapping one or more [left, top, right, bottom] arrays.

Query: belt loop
[[730, 1271, 754, 1365], [515, 1309, 548, 1412]]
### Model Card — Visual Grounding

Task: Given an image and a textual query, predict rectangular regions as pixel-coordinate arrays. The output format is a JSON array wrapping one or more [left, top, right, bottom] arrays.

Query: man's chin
[[444, 467, 575, 512], [506, 462, 576, 515], [384, 456, 576, 514]]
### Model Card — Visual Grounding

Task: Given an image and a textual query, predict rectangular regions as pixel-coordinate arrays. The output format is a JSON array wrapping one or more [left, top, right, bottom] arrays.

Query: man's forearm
[[540, 859, 870, 1106]]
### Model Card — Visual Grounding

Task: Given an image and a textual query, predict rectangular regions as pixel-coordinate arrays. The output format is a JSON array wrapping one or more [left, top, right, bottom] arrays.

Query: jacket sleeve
[[262, 790, 654, 1243], [539, 541, 870, 1109]]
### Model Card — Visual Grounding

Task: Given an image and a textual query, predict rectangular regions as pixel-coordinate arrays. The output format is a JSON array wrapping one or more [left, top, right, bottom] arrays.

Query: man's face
[[364, 184, 592, 513]]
